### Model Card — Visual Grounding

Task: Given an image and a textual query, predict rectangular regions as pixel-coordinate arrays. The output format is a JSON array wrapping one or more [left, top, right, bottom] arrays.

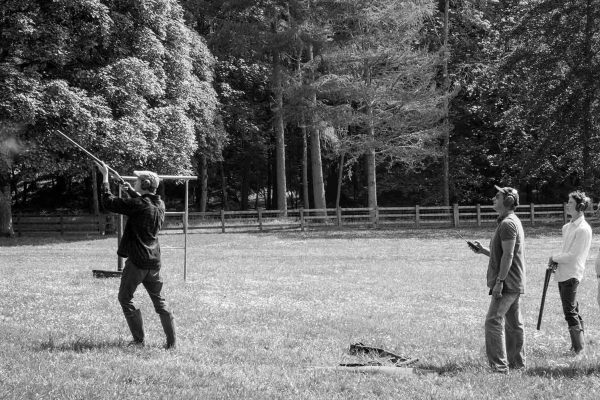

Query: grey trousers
[[485, 292, 525, 372]]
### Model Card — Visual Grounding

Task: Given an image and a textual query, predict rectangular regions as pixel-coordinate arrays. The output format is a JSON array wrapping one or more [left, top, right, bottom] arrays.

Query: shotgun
[[537, 262, 557, 330]]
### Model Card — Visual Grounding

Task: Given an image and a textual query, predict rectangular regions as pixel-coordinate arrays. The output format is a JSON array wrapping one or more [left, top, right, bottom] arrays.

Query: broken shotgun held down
[[537, 263, 557, 330]]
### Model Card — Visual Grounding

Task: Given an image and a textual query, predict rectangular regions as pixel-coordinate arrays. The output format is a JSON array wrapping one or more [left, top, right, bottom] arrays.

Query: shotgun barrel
[[54, 129, 125, 184]]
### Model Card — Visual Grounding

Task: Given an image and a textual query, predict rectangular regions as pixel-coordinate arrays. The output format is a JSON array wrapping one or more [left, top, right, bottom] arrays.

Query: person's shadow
[[34, 337, 128, 352], [525, 364, 600, 378]]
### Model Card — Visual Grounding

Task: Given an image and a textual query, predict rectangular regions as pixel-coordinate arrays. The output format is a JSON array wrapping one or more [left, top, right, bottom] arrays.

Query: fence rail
[[11, 203, 573, 236]]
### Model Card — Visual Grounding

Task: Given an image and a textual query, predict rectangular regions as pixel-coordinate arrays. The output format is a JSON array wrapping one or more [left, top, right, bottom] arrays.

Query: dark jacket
[[101, 183, 165, 269]]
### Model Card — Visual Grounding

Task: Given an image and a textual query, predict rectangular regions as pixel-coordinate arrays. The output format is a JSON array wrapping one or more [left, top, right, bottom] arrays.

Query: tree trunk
[[220, 161, 228, 211], [336, 153, 345, 209], [366, 103, 377, 214], [91, 164, 100, 216], [273, 59, 288, 216], [266, 148, 272, 209], [441, 0, 451, 206], [0, 179, 13, 237], [310, 126, 326, 212], [21, 181, 26, 206], [353, 162, 359, 203], [366, 148, 377, 210], [255, 166, 261, 210], [198, 154, 208, 213], [241, 157, 249, 210], [308, 43, 326, 213], [302, 126, 309, 209]]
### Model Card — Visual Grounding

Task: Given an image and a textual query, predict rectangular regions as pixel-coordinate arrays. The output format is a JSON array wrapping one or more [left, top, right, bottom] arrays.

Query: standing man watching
[[471, 185, 526, 374], [549, 191, 592, 355], [96, 162, 176, 349]]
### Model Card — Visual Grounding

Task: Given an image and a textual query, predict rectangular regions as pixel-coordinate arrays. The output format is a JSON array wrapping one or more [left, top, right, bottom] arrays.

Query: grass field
[[3, 226, 600, 399]]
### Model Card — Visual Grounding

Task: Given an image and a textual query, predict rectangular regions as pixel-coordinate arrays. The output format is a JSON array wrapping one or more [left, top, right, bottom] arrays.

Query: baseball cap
[[494, 185, 519, 207], [133, 170, 160, 191]]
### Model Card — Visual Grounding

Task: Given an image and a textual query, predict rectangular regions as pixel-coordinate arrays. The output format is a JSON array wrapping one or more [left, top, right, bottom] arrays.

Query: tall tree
[[186, 0, 313, 213], [324, 0, 444, 210]]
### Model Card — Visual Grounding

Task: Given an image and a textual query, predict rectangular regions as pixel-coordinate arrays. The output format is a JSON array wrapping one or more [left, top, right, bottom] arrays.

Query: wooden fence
[[12, 203, 575, 236], [12, 214, 116, 236], [182, 203, 573, 233]]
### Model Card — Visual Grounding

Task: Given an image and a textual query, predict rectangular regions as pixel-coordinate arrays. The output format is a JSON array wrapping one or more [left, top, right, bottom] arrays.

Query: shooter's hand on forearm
[[471, 241, 490, 257]]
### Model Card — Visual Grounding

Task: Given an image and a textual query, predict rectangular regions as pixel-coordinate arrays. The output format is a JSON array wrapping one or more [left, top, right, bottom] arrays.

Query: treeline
[[1, 0, 599, 236]]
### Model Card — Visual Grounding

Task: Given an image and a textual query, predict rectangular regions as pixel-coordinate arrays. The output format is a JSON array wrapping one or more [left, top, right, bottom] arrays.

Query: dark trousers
[[558, 278, 583, 329], [118, 259, 171, 316]]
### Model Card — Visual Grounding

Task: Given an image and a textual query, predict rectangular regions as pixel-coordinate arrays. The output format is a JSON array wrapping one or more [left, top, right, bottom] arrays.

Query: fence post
[[336, 207, 342, 226], [258, 208, 263, 232], [220, 209, 225, 233], [300, 208, 305, 232], [60, 215, 64, 236], [530, 203, 535, 226], [373, 207, 379, 228], [563, 202, 567, 225], [476, 204, 481, 227], [453, 204, 459, 227], [415, 205, 420, 228]]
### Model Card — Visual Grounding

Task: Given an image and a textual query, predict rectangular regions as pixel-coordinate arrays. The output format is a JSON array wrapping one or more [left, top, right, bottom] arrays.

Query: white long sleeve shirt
[[553, 215, 592, 282]]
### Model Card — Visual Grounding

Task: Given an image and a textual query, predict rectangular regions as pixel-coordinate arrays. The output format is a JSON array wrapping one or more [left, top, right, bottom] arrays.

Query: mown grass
[[2, 226, 600, 399]]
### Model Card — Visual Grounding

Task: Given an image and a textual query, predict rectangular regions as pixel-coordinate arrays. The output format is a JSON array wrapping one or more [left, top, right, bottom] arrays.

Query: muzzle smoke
[[0, 123, 27, 167]]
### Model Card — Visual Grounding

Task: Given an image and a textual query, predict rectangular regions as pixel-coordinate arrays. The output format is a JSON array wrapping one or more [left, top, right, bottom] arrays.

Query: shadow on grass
[[0, 234, 113, 247], [35, 336, 127, 352], [415, 361, 484, 377], [525, 365, 600, 378], [273, 224, 564, 241]]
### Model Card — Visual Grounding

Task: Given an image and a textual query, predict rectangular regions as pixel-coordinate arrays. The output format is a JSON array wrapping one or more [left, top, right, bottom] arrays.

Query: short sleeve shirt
[[486, 213, 526, 294]]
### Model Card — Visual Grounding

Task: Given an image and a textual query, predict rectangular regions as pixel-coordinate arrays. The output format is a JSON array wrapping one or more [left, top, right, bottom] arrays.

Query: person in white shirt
[[549, 191, 592, 354]]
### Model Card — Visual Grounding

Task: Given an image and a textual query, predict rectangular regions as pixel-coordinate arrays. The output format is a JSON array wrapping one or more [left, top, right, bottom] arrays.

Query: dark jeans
[[558, 278, 583, 329], [118, 259, 171, 316]]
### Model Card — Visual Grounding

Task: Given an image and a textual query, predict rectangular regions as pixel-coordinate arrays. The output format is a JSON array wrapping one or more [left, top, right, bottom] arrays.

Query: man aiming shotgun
[[55, 130, 176, 348], [96, 161, 176, 349]]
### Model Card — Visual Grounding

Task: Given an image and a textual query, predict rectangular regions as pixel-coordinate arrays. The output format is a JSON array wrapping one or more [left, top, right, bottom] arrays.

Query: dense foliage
[[0, 0, 221, 224]]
